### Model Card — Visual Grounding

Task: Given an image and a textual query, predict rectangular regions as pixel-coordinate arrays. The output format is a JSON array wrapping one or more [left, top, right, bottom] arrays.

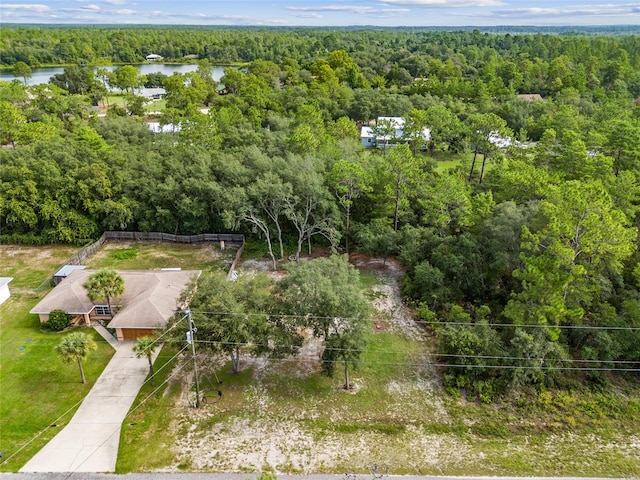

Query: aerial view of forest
[[1, 23, 640, 474]]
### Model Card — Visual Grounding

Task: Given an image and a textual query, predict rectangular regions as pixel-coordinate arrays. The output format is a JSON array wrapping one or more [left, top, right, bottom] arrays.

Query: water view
[[0, 64, 227, 85]]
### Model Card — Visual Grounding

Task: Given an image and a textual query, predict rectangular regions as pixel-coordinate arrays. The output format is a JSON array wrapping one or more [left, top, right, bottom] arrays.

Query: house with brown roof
[[31, 269, 200, 340]]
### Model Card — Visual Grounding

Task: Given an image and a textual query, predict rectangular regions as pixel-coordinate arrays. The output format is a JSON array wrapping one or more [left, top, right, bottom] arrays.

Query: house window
[[94, 305, 111, 316], [367, 138, 372, 143]]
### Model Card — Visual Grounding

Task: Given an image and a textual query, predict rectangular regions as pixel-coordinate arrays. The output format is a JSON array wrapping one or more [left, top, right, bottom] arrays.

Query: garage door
[[121, 328, 157, 340]]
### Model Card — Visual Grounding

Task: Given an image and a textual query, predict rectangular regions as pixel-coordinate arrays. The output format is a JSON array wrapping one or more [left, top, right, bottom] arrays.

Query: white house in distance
[[0, 277, 13, 305], [145, 53, 163, 61], [361, 116, 430, 149]]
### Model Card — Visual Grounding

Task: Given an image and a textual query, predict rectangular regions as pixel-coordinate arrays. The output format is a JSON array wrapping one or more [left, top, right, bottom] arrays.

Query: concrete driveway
[[20, 329, 159, 473]]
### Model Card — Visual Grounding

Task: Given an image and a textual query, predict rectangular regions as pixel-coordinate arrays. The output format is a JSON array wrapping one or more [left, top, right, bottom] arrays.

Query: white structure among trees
[[360, 116, 430, 149]]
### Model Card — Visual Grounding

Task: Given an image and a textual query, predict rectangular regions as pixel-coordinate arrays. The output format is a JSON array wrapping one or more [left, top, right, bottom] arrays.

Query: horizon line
[[1, 23, 639, 28]]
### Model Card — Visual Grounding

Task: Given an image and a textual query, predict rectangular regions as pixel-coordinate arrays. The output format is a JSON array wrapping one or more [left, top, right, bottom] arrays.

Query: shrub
[[48, 309, 71, 331]]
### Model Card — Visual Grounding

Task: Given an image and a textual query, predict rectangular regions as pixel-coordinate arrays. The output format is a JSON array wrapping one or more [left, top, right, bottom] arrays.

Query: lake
[[0, 64, 228, 85]]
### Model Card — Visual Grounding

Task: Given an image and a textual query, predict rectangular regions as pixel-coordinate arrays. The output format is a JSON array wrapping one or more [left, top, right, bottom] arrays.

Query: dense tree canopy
[[2, 26, 640, 398]]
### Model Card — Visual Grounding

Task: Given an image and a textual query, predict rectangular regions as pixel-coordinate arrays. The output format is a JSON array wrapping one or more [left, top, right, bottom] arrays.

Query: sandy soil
[[163, 255, 461, 473], [157, 254, 640, 475]]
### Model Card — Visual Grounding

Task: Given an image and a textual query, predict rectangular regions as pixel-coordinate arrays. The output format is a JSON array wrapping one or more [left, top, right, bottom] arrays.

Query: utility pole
[[185, 308, 201, 408]]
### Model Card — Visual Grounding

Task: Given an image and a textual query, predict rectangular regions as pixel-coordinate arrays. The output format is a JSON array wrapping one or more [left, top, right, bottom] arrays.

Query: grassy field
[[83, 241, 236, 272], [0, 245, 115, 472], [98, 96, 166, 114], [3, 244, 639, 475], [115, 347, 640, 474], [114, 262, 640, 476], [427, 150, 498, 179]]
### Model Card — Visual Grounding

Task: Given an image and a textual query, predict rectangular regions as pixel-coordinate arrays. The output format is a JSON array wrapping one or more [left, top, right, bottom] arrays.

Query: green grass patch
[[241, 236, 299, 261], [116, 345, 185, 472], [359, 329, 420, 381], [434, 157, 464, 173], [85, 242, 234, 272], [109, 247, 138, 260], [358, 270, 380, 291], [470, 423, 510, 437], [144, 99, 166, 112], [334, 421, 405, 435], [0, 245, 78, 289], [0, 294, 114, 472]]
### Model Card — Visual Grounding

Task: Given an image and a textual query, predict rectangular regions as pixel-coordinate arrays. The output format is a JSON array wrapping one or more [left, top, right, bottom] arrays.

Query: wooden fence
[[64, 233, 108, 266], [57, 231, 245, 277], [102, 231, 245, 244], [31, 231, 245, 297]]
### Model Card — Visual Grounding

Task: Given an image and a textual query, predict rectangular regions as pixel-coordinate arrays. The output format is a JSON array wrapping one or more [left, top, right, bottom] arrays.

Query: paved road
[[20, 330, 158, 473], [0, 474, 629, 480]]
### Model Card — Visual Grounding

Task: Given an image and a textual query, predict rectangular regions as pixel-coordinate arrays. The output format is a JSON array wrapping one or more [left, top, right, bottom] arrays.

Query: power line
[[413, 320, 640, 331], [1, 344, 189, 471], [62, 353, 193, 480], [134, 312, 188, 356], [192, 310, 640, 331], [128, 348, 191, 416], [191, 339, 640, 371], [188, 351, 640, 373], [0, 397, 85, 468]]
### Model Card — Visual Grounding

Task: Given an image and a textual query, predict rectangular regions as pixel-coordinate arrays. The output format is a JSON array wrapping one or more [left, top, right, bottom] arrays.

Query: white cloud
[[377, 0, 505, 6], [293, 12, 324, 18], [60, 4, 102, 12], [103, 0, 127, 4], [493, 3, 640, 17], [0, 3, 51, 12], [286, 5, 409, 14]]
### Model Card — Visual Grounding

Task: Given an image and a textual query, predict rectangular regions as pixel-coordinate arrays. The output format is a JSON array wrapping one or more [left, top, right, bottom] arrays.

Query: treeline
[[2, 27, 640, 99], [1, 29, 640, 399]]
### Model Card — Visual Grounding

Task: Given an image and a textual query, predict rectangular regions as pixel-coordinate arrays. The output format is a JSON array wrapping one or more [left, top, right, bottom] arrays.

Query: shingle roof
[[31, 269, 201, 329], [31, 270, 95, 315], [107, 270, 200, 329]]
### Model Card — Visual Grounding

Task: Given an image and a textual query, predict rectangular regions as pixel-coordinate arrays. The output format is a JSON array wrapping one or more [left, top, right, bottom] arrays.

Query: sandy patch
[[166, 254, 451, 474], [173, 416, 468, 474], [352, 256, 424, 341], [0, 245, 54, 260]]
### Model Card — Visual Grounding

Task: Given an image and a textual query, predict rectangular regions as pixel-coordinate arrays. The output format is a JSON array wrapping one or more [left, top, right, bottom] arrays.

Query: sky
[[1, 0, 639, 27]]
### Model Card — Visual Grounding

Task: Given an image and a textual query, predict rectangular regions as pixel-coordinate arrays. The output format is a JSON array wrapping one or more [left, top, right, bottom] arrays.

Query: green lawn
[[0, 245, 115, 472], [113, 265, 640, 475], [144, 99, 166, 113], [0, 241, 235, 471], [84, 241, 235, 272], [5, 245, 637, 475], [0, 245, 77, 289]]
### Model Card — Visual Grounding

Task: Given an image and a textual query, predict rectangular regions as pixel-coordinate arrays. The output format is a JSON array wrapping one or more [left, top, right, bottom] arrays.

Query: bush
[[48, 309, 71, 331]]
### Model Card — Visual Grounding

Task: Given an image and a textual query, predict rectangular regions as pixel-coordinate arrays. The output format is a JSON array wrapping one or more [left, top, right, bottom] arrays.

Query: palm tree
[[133, 336, 157, 385], [55, 332, 97, 384], [84, 269, 125, 319]]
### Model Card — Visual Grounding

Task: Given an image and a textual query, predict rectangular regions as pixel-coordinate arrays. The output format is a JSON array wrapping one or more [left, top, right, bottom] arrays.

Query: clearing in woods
[[117, 254, 640, 476]]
